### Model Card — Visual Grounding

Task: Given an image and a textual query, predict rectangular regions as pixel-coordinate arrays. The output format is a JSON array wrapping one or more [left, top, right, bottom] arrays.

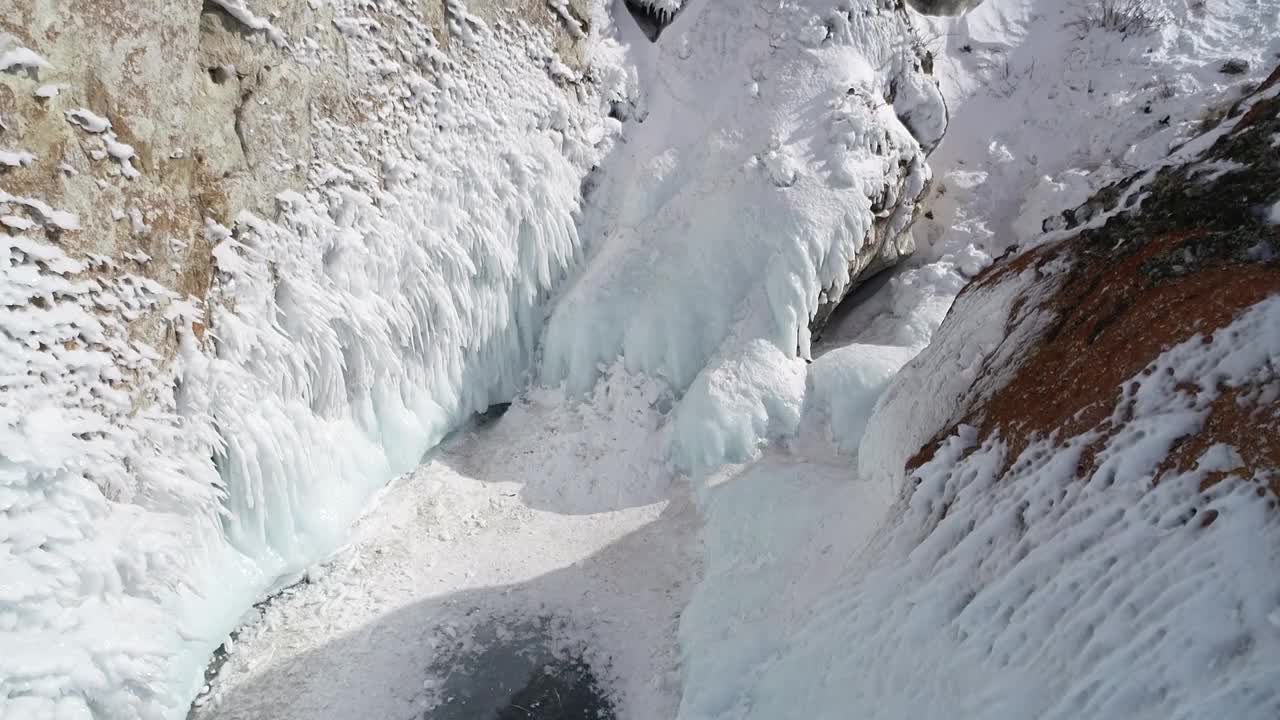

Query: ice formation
[[3, 2, 629, 716], [539, 0, 946, 472], [5, 0, 1280, 717]]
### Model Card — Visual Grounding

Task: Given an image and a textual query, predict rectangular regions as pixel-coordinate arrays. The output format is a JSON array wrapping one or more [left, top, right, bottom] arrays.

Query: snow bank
[[806, 342, 918, 454], [539, 0, 945, 472]]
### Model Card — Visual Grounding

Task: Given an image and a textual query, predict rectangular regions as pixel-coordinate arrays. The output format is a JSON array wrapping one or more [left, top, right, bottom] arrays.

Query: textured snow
[[0, 45, 48, 72], [539, 0, 945, 472], [2, 3, 629, 717], [207, 0, 288, 47], [679, 0, 1280, 718], [6, 0, 1280, 716], [681, 296, 1280, 720], [64, 109, 110, 134], [0, 149, 34, 168]]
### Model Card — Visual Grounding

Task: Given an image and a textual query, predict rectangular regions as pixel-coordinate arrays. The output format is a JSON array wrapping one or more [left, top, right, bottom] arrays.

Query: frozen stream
[[191, 374, 702, 719], [191, 352, 898, 720]]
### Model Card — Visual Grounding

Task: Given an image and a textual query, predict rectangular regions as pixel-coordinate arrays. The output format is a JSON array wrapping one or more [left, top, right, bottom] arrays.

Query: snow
[[62, 110, 143, 177], [4, 3, 631, 717], [189, 369, 697, 720], [0, 189, 82, 231], [858, 261, 1054, 486], [103, 136, 140, 178], [539, 0, 945, 472], [0, 149, 34, 168], [548, 0, 586, 39], [207, 0, 288, 47], [0, 46, 48, 73], [677, 0, 1280, 718], [6, 0, 1280, 717], [64, 109, 111, 134]]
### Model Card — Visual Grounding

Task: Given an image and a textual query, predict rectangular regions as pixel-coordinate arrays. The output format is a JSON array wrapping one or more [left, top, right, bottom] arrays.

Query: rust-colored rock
[[906, 66, 1280, 501]]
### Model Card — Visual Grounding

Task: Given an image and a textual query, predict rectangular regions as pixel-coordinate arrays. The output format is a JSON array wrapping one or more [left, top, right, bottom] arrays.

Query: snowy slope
[[681, 298, 1280, 720], [677, 1, 1280, 718], [863, 0, 1280, 483]]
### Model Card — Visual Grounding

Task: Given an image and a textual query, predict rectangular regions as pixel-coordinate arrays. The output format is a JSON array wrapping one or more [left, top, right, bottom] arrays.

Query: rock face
[[1, 0, 590, 351], [858, 68, 1280, 716], [902, 65, 1280, 481]]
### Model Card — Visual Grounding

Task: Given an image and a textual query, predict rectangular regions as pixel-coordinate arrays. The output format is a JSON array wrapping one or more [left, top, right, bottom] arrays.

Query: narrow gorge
[[2, 1, 1278, 718]]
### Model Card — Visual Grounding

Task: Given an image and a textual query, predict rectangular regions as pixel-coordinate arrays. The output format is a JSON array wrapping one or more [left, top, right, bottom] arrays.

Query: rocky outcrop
[[903, 65, 1280, 487], [846, 67, 1280, 718]]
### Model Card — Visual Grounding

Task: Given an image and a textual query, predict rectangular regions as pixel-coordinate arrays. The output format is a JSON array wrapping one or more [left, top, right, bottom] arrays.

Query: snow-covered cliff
[[5, 0, 1279, 718], [2, 1, 940, 716], [3, 1, 623, 715]]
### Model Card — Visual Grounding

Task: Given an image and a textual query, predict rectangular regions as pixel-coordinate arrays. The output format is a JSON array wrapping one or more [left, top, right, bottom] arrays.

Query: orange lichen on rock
[[906, 65, 1280, 503]]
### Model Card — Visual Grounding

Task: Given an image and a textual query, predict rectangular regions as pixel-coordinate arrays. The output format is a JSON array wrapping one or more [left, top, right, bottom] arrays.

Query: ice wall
[[1, 3, 629, 716], [539, 0, 945, 472]]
